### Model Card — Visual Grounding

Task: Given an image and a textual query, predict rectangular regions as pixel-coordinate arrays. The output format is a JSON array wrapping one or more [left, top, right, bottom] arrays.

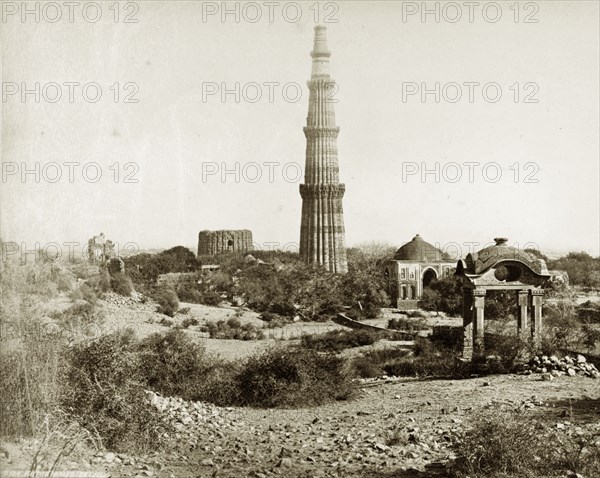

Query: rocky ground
[[4, 373, 598, 478]]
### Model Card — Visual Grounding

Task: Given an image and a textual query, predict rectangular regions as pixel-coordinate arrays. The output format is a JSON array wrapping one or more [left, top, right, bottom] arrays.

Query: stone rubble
[[523, 354, 600, 379], [139, 389, 459, 477], [145, 390, 243, 448], [102, 290, 144, 307]]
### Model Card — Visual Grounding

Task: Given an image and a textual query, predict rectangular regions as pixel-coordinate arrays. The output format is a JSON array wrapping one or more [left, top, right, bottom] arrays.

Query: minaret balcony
[[303, 126, 340, 138], [299, 183, 346, 199]]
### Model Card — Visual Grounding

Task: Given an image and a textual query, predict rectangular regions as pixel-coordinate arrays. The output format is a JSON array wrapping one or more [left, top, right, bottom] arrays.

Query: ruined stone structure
[[88, 233, 116, 264], [384, 234, 455, 307], [455, 238, 551, 360], [157, 272, 198, 287], [299, 26, 348, 273], [197, 230, 253, 256]]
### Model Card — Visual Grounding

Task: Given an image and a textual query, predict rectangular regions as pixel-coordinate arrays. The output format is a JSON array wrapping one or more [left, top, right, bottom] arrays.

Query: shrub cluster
[[176, 282, 221, 306], [62, 329, 167, 453], [387, 316, 428, 332], [237, 259, 388, 321], [352, 347, 413, 378], [137, 329, 214, 400], [259, 312, 292, 328], [68, 282, 99, 304], [181, 317, 199, 328], [50, 301, 105, 335], [153, 289, 179, 317], [109, 329, 355, 409], [124, 247, 390, 321], [54, 268, 75, 292], [578, 300, 600, 324], [449, 410, 600, 478], [300, 329, 381, 352], [110, 272, 134, 296], [236, 347, 355, 407], [200, 317, 265, 340], [124, 246, 198, 287], [385, 338, 471, 378], [352, 338, 469, 379]]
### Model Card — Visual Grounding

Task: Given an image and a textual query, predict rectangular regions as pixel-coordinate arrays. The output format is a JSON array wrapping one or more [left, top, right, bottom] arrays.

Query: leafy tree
[[524, 247, 549, 262], [237, 264, 295, 315], [419, 277, 463, 316], [124, 246, 198, 287], [548, 252, 600, 289], [292, 265, 343, 321], [419, 288, 443, 315], [484, 290, 517, 321], [420, 278, 518, 320], [340, 268, 389, 319], [346, 241, 396, 273]]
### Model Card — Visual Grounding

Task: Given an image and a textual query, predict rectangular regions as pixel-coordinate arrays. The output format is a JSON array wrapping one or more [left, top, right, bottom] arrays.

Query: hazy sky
[[2, 1, 599, 259]]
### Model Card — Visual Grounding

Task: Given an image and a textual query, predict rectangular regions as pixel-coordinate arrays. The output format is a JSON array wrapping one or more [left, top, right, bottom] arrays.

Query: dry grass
[[1, 260, 66, 438], [449, 409, 600, 478]]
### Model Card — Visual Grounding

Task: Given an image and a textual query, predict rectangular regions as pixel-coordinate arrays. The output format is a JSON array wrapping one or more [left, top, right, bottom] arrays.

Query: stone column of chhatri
[[299, 25, 348, 274]]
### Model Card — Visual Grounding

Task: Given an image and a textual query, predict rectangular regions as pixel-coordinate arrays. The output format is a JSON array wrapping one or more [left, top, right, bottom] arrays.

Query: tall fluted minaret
[[299, 26, 348, 273]]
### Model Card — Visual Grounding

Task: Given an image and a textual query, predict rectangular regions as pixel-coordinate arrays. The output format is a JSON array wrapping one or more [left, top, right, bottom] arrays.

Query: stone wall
[[197, 230, 253, 256]]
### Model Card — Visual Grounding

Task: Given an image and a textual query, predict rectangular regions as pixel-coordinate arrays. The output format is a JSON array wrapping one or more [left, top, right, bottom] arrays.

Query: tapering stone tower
[[299, 26, 348, 273]]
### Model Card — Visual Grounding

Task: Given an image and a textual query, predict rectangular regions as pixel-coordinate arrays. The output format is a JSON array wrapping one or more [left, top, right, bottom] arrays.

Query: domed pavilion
[[455, 237, 551, 359], [384, 234, 456, 308]]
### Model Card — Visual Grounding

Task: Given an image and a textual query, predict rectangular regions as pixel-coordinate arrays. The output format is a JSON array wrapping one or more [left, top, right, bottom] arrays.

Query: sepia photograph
[[1, 1, 599, 477]]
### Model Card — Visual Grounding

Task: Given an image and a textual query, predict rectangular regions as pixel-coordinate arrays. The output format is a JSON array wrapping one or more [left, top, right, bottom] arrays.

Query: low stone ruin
[[523, 354, 600, 379]]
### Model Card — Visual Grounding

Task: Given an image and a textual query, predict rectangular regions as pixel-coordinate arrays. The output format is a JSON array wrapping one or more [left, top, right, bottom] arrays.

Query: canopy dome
[[394, 234, 443, 261], [461, 238, 549, 276]]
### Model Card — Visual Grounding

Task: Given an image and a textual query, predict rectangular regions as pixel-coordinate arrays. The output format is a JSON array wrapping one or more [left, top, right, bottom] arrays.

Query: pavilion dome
[[394, 234, 443, 261], [463, 238, 549, 276]]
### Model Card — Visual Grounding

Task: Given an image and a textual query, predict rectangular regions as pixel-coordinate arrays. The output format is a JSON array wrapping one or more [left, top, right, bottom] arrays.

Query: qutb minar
[[299, 26, 348, 273]]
